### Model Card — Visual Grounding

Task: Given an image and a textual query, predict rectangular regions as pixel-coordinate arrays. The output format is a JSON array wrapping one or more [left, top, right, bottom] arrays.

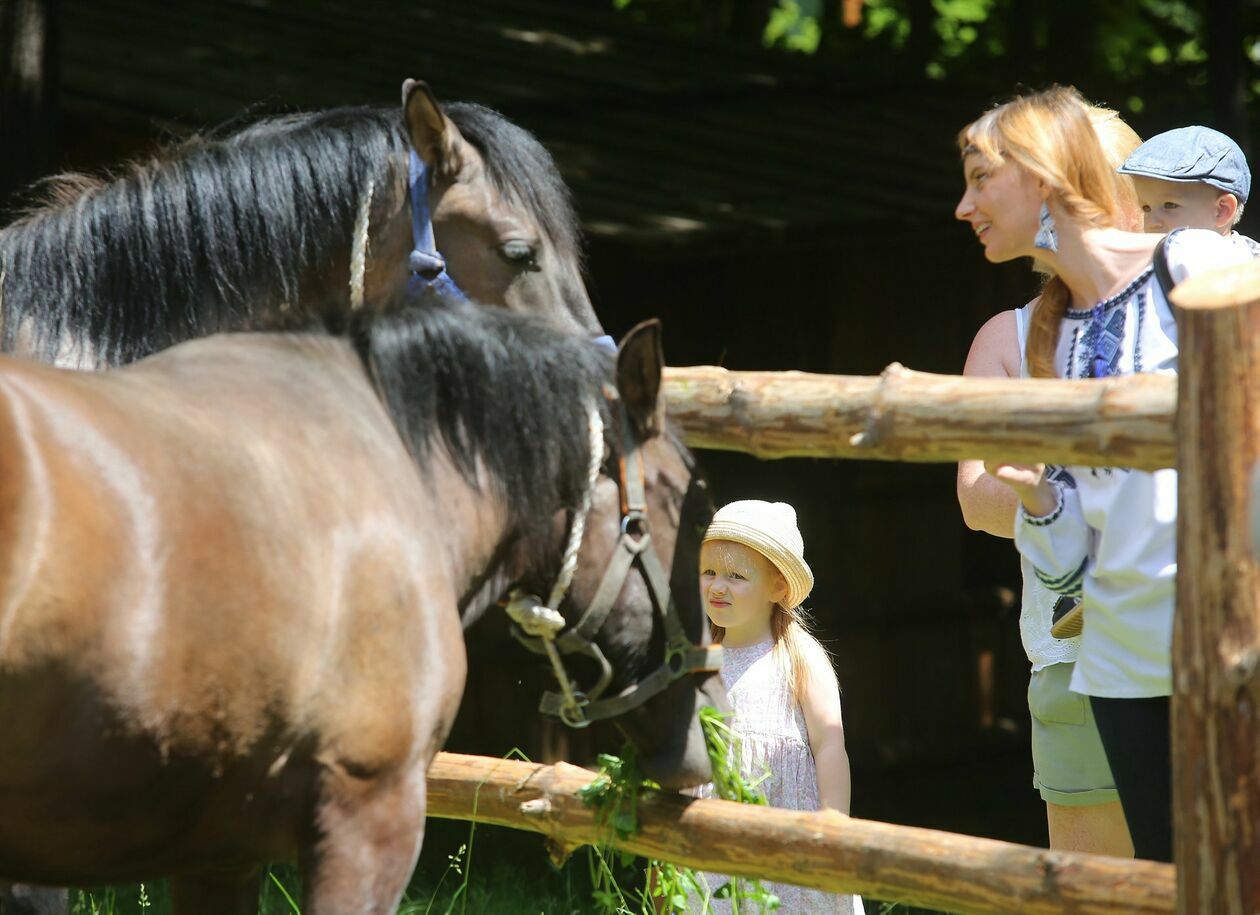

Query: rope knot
[[505, 589, 566, 639]]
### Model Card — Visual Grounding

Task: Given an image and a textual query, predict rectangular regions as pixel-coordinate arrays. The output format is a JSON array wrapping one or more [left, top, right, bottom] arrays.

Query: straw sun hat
[[703, 500, 814, 609]]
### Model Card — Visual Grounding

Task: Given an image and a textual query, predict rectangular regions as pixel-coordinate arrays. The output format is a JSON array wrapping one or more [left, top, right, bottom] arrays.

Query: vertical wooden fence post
[[1171, 259, 1260, 914]]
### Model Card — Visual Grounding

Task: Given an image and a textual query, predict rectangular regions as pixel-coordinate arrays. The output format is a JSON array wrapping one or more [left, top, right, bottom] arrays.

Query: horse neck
[[411, 399, 603, 631], [424, 452, 519, 613]]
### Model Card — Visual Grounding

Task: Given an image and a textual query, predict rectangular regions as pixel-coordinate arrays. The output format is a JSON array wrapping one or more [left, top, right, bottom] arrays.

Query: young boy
[[1117, 125, 1260, 254]]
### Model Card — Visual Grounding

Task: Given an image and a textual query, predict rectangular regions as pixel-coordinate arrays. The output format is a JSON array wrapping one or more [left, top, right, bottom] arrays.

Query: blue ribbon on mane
[[407, 150, 616, 356]]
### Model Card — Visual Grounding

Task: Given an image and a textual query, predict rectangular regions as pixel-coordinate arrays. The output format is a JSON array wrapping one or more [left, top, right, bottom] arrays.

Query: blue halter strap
[[406, 150, 615, 356], [407, 149, 467, 301]]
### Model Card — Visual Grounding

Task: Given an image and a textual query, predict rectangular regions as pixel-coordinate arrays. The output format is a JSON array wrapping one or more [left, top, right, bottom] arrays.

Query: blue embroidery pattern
[[1069, 267, 1154, 380], [1045, 466, 1076, 488], [1024, 482, 1066, 526], [1034, 556, 1088, 598]]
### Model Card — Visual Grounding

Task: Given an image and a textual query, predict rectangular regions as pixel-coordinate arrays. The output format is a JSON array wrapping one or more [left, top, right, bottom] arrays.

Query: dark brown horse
[[0, 293, 722, 913], [0, 80, 601, 368]]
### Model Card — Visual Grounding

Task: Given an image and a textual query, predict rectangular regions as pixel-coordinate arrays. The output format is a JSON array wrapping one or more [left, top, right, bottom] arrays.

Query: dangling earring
[[1034, 201, 1059, 253]]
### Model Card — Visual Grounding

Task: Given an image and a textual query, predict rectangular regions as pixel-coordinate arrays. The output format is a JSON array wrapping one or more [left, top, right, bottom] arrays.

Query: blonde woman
[[955, 105, 1142, 858], [954, 86, 1251, 861]]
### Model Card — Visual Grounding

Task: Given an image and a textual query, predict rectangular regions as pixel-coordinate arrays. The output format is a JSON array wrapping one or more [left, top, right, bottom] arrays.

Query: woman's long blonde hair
[[958, 87, 1143, 377]]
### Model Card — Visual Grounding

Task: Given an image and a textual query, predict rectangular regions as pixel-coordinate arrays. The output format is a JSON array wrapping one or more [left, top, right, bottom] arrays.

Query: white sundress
[[688, 639, 864, 915]]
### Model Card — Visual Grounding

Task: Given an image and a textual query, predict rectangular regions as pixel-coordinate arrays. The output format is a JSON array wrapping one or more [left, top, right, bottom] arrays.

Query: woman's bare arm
[[957, 308, 1025, 538]]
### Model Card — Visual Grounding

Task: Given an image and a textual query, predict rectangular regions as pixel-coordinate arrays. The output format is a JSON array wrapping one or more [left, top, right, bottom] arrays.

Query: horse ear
[[402, 79, 467, 178], [616, 319, 666, 439]]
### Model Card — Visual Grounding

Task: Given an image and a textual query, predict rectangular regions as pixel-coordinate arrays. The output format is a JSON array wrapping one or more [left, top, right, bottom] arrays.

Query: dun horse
[[0, 80, 601, 368], [0, 293, 722, 913]]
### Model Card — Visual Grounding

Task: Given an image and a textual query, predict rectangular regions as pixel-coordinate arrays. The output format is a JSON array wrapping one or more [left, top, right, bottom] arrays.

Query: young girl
[[691, 499, 863, 915], [954, 86, 1252, 861]]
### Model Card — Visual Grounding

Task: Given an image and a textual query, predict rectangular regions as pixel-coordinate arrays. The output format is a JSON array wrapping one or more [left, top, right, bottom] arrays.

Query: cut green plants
[[577, 706, 781, 914]]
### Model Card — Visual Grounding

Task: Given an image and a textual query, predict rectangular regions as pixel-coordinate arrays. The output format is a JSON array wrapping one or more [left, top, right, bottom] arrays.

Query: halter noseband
[[505, 399, 722, 728]]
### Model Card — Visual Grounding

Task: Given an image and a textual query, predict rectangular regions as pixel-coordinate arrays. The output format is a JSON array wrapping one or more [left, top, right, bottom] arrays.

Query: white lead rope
[[349, 177, 375, 309], [547, 402, 606, 613], [505, 403, 606, 719]]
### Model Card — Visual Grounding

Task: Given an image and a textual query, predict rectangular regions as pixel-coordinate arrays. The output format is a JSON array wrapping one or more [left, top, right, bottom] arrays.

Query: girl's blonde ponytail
[[774, 606, 833, 703]]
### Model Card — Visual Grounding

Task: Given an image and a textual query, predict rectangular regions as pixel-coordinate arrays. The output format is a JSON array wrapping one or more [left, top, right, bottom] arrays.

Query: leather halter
[[507, 404, 722, 728]]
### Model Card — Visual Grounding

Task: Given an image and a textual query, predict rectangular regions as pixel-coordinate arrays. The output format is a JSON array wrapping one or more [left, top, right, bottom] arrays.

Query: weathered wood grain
[[426, 752, 1175, 915], [664, 363, 1176, 470], [1171, 258, 1260, 915]]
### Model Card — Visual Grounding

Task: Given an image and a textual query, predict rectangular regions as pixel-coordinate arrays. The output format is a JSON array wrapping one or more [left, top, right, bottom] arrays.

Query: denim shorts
[[1029, 662, 1120, 806]]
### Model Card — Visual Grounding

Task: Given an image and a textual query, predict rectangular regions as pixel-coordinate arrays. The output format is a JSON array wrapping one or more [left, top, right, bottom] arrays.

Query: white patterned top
[[1015, 229, 1253, 697], [689, 639, 864, 915]]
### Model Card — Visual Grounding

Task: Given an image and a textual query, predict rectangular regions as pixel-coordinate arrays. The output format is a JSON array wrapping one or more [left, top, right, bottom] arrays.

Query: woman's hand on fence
[[983, 461, 1058, 518]]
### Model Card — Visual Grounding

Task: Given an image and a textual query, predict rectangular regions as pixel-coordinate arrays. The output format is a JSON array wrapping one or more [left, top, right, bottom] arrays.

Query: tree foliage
[[614, 0, 1258, 146]]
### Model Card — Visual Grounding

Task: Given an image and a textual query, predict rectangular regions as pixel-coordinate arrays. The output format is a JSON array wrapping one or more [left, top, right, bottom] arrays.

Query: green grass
[[67, 846, 611, 915], [66, 848, 950, 914]]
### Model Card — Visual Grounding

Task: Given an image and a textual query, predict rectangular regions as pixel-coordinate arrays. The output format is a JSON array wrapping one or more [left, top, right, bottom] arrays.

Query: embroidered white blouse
[[1014, 229, 1253, 698]]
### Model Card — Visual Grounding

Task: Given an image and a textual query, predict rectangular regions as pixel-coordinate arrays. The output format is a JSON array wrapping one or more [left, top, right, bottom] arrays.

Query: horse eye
[[499, 240, 539, 270]]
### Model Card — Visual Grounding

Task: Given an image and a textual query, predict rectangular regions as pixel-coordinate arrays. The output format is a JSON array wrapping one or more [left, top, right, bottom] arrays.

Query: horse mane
[[0, 102, 583, 367], [351, 291, 612, 546]]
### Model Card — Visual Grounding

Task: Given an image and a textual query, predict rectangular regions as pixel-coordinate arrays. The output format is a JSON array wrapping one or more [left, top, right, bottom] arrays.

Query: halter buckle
[[664, 643, 689, 676], [620, 509, 649, 538]]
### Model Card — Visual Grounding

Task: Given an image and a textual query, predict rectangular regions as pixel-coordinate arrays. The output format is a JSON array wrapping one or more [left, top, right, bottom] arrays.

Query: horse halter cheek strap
[[506, 401, 722, 728]]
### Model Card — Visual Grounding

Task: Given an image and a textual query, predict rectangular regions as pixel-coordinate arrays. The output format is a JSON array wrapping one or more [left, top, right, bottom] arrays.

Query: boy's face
[[1131, 176, 1233, 234], [699, 540, 786, 635]]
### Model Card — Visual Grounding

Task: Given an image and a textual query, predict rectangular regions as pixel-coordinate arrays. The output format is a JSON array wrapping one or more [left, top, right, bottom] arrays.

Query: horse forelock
[[0, 107, 408, 366]]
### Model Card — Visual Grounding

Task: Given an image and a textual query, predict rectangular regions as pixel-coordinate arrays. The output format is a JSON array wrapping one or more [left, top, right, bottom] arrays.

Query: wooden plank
[[425, 751, 1176, 915], [663, 363, 1177, 469]]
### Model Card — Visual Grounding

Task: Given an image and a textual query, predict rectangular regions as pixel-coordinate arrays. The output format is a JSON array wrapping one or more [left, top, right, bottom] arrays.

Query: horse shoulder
[[0, 362, 142, 668]]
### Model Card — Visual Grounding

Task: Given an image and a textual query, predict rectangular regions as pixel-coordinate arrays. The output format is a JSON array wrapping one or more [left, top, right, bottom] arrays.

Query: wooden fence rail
[[425, 752, 1175, 915], [663, 363, 1176, 470]]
